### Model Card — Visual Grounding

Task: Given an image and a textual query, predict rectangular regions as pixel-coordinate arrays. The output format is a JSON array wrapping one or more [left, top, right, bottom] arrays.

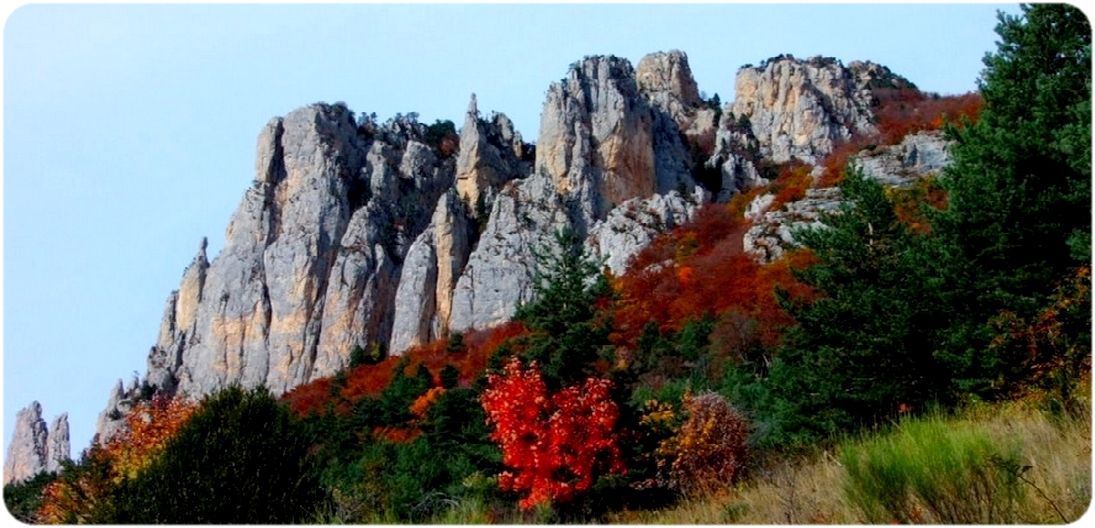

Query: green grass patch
[[841, 414, 1025, 523]]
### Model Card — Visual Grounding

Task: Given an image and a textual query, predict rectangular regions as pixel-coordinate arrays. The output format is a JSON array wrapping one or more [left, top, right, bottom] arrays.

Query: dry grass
[[610, 398, 1090, 524]]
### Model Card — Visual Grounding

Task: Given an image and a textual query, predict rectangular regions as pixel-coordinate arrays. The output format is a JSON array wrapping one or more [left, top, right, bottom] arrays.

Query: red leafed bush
[[480, 358, 625, 510]]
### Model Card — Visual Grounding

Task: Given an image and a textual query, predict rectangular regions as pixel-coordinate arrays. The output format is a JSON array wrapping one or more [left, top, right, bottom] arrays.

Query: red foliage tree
[[480, 358, 625, 509]]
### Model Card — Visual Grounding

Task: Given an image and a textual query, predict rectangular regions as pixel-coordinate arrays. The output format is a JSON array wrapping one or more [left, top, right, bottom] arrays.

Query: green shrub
[[107, 386, 320, 523], [841, 415, 1024, 523]]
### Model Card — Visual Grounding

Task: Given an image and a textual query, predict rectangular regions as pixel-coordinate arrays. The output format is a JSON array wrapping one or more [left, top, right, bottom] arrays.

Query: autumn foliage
[[658, 393, 749, 496], [817, 90, 983, 187], [282, 321, 527, 416], [612, 203, 814, 350], [37, 395, 197, 523], [480, 358, 625, 509]]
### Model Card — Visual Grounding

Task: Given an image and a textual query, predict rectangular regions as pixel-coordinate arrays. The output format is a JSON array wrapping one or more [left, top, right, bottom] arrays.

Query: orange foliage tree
[[37, 395, 197, 523], [658, 392, 749, 496], [480, 358, 625, 510]]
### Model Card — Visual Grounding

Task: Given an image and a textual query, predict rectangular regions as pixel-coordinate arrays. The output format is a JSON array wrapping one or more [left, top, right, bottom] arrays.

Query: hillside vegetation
[[4, 4, 1089, 524]]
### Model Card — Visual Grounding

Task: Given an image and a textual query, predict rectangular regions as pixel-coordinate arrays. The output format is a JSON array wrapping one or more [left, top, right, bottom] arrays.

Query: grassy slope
[[608, 398, 1091, 524]]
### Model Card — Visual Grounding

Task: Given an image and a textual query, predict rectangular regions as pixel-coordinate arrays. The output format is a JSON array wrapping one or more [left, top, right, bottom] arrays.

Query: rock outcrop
[[743, 131, 950, 262], [850, 131, 951, 187], [389, 189, 477, 353], [448, 172, 572, 332], [730, 55, 906, 165], [448, 54, 702, 333], [536, 55, 695, 226], [703, 56, 916, 201], [46, 414, 70, 474], [705, 117, 766, 201], [743, 188, 844, 262], [92, 104, 459, 435], [454, 95, 530, 217], [587, 188, 706, 275], [80, 50, 926, 449], [4, 402, 68, 484], [636, 50, 719, 157]]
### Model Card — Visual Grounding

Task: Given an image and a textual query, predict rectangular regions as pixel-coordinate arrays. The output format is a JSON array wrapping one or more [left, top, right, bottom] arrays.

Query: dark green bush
[[106, 386, 320, 523]]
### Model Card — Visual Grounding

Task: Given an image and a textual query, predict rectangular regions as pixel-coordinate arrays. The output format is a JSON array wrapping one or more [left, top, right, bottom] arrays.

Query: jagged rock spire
[[4, 402, 69, 484]]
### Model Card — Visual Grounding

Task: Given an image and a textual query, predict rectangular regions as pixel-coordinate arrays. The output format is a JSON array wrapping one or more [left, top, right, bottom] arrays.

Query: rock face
[[851, 131, 951, 187], [93, 103, 459, 433], [448, 54, 702, 333], [90, 53, 707, 412], [389, 189, 477, 353], [744, 188, 845, 262], [536, 55, 695, 226], [636, 50, 719, 156], [730, 55, 910, 165], [454, 95, 530, 217], [449, 172, 573, 332], [79, 50, 927, 447], [46, 414, 70, 474], [4, 402, 68, 484], [705, 117, 766, 201], [587, 188, 706, 275]]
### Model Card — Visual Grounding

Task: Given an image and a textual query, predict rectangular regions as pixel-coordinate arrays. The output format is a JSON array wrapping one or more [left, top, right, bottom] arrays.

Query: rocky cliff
[[84, 51, 928, 443], [4, 402, 69, 485]]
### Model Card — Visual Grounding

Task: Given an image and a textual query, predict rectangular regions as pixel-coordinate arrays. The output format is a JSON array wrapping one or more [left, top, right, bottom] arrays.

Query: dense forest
[[5, 4, 1090, 524]]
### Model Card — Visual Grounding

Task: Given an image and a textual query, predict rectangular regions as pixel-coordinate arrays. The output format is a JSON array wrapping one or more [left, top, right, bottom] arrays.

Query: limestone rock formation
[[850, 131, 951, 187], [46, 414, 70, 474], [455, 94, 530, 217], [76, 50, 928, 454], [587, 188, 707, 276], [744, 187, 844, 262], [386, 97, 532, 355], [536, 55, 694, 225], [448, 172, 572, 332], [95, 379, 132, 444], [449, 54, 701, 332], [705, 117, 766, 201], [389, 189, 476, 354], [637, 50, 719, 156], [129, 103, 456, 408], [731, 55, 877, 164], [4, 402, 68, 484]]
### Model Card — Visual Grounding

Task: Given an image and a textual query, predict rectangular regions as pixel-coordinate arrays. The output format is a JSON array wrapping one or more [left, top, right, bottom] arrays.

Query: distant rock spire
[[4, 401, 69, 484], [467, 92, 478, 117], [46, 413, 71, 473]]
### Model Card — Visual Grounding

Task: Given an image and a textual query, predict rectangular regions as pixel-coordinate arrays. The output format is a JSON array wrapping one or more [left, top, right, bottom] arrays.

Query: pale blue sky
[[4, 3, 1019, 454]]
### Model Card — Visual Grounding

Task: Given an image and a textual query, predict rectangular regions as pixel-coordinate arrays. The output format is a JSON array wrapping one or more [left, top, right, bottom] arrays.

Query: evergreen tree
[[107, 387, 320, 523], [929, 4, 1091, 393], [514, 227, 612, 388], [763, 171, 948, 445]]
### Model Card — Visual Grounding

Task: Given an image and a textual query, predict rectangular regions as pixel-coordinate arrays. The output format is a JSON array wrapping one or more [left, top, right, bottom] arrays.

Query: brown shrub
[[660, 392, 750, 496]]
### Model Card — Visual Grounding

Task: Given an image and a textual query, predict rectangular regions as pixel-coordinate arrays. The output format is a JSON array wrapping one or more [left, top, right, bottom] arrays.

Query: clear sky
[[4, 3, 1020, 454]]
